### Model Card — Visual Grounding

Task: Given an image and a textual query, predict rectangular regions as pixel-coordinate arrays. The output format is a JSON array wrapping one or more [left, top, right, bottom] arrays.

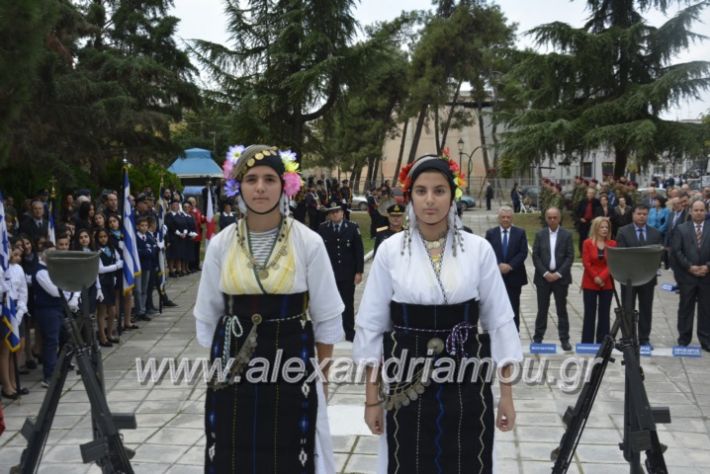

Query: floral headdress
[[398, 147, 466, 202], [222, 144, 303, 199]]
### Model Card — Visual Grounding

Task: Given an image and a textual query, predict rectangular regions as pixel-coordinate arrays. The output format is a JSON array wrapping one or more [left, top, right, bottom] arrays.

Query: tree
[[313, 17, 411, 191], [402, 2, 515, 164], [1, 0, 199, 200], [0, 0, 52, 165], [499, 0, 710, 178], [190, 0, 358, 160]]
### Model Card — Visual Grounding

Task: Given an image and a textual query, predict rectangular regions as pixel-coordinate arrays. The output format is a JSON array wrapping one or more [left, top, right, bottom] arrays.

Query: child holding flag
[[1, 247, 29, 399]]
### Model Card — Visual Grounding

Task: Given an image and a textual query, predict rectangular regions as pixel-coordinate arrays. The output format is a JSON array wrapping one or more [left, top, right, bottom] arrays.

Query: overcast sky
[[171, 0, 710, 120]]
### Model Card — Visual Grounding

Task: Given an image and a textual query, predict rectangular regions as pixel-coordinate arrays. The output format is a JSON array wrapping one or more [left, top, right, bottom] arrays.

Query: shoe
[[136, 314, 152, 322], [163, 300, 178, 307], [146, 309, 159, 316], [26, 359, 38, 369], [109, 337, 120, 344], [677, 340, 689, 347], [640, 341, 653, 350], [124, 323, 139, 330], [41, 380, 50, 388], [1, 390, 19, 400], [561, 341, 573, 352], [99, 340, 113, 348], [532, 337, 543, 344], [18, 387, 29, 395]]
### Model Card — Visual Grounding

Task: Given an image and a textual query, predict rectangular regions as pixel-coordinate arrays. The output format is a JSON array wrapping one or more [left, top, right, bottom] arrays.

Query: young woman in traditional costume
[[354, 152, 523, 473], [194, 144, 344, 473]]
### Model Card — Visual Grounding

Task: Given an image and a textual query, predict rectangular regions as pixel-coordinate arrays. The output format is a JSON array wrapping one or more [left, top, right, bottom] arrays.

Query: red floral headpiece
[[398, 147, 466, 202]]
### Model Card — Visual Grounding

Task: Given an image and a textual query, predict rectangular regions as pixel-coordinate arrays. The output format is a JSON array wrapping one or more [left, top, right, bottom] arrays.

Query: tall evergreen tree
[[313, 17, 411, 190], [191, 0, 358, 159], [2, 0, 199, 197], [499, 0, 710, 177], [0, 0, 53, 165], [403, 2, 515, 163]]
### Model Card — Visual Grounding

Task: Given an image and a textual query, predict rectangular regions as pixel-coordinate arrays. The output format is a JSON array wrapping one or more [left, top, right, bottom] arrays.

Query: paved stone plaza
[[1, 210, 709, 473]]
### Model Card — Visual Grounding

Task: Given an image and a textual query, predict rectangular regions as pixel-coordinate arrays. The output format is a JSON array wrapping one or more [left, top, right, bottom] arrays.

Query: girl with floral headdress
[[353, 150, 523, 473], [193, 145, 344, 473]]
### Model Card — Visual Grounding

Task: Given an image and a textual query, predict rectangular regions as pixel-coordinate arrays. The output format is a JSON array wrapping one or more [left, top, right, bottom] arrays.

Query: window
[[581, 162, 593, 177]]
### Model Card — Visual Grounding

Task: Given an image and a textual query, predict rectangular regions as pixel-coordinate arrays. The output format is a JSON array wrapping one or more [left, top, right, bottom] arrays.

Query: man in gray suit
[[616, 204, 664, 348], [532, 207, 575, 351], [671, 199, 710, 351]]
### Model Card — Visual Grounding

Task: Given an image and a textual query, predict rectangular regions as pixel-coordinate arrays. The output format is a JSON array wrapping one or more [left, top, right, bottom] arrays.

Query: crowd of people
[[502, 174, 710, 352], [0, 187, 196, 398]]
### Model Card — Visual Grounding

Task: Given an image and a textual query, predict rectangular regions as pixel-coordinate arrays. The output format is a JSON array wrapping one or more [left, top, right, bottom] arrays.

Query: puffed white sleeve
[[14, 267, 29, 316], [193, 230, 227, 348], [476, 240, 523, 365], [352, 240, 394, 366], [305, 235, 345, 344]]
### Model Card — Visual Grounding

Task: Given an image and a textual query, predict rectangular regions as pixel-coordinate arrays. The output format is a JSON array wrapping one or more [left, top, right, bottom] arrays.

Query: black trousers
[[534, 280, 570, 342], [676, 282, 710, 347], [336, 279, 355, 341], [621, 282, 654, 344], [505, 282, 522, 331], [582, 289, 612, 343]]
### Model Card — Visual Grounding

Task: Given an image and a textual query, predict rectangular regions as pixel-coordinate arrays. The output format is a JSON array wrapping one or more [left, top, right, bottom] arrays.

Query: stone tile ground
[[1, 210, 708, 473]]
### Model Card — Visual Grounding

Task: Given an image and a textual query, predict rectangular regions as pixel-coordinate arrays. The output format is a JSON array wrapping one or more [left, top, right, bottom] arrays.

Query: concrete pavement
[[1, 209, 709, 473]]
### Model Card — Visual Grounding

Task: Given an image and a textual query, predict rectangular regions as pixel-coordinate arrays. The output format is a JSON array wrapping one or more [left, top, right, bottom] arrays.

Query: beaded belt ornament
[[381, 322, 476, 411], [208, 311, 308, 390]]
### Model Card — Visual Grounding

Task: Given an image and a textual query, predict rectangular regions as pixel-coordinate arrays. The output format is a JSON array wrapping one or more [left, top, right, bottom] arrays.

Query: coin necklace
[[240, 218, 290, 280]]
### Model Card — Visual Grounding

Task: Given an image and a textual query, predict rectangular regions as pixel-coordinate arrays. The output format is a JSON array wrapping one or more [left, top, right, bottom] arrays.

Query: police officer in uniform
[[318, 201, 365, 341], [374, 203, 405, 256]]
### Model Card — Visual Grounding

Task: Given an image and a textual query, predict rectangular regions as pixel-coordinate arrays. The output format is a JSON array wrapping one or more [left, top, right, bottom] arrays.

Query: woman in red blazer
[[581, 216, 617, 343]]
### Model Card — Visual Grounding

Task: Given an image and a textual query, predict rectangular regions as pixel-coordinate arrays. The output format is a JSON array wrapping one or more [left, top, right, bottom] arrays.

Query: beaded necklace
[[421, 230, 448, 304]]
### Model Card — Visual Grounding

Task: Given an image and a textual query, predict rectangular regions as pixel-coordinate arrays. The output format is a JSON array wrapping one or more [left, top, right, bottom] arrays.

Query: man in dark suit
[[485, 206, 528, 331], [532, 207, 575, 350], [318, 201, 365, 341], [665, 196, 688, 271], [616, 204, 664, 348], [19, 199, 49, 245], [671, 200, 710, 351]]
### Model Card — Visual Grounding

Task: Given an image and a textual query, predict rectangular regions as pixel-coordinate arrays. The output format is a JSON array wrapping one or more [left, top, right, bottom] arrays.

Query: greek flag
[[0, 192, 21, 351], [48, 198, 56, 245], [121, 169, 142, 294], [156, 188, 167, 302]]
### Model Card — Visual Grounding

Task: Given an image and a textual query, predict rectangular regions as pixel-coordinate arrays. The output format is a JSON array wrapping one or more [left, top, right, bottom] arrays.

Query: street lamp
[[458, 138, 490, 195]]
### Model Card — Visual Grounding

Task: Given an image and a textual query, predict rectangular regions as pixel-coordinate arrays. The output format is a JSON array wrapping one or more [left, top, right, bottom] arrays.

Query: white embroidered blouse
[[353, 229, 523, 365], [193, 219, 345, 347]]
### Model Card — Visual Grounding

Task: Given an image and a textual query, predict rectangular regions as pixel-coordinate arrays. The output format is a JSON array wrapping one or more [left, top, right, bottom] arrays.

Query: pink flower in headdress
[[223, 160, 234, 180], [282, 172, 302, 198]]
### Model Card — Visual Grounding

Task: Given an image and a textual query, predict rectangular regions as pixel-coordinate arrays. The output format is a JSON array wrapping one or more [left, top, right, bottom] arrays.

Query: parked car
[[459, 195, 476, 210], [391, 187, 405, 205], [352, 195, 368, 211]]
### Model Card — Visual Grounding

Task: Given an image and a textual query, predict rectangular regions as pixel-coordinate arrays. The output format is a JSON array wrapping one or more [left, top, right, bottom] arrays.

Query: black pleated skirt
[[382, 299, 494, 474], [204, 292, 318, 474]]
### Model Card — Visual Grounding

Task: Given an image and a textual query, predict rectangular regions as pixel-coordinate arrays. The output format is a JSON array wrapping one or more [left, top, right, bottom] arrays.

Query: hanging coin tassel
[[210, 314, 262, 390], [279, 193, 290, 217], [382, 337, 445, 411]]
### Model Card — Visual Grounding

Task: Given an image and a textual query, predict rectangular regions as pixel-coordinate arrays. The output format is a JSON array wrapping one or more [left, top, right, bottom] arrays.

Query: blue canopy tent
[[168, 148, 222, 212], [167, 148, 223, 179]]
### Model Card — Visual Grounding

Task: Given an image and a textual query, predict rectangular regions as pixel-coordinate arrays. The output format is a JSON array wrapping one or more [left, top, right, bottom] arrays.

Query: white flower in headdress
[[279, 149, 297, 163], [226, 145, 245, 164]]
